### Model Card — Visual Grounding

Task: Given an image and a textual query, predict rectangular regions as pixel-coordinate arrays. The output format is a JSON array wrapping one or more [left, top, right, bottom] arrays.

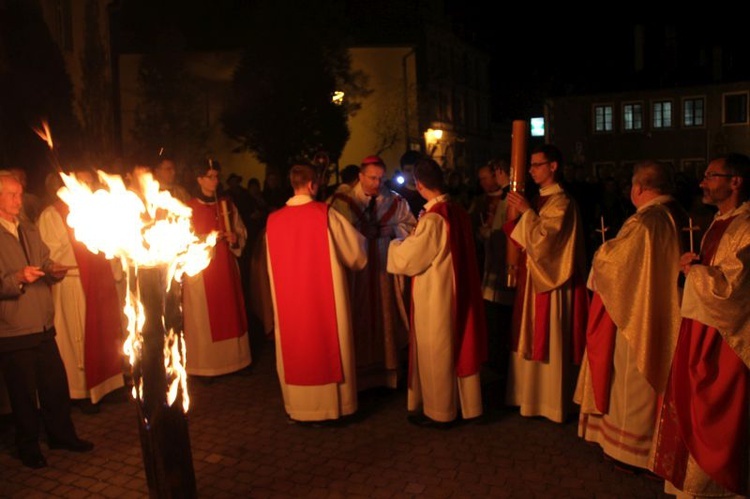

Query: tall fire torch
[[505, 120, 528, 288]]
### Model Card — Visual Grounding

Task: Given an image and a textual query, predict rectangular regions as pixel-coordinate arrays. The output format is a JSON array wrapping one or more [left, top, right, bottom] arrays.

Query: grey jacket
[[0, 219, 60, 338]]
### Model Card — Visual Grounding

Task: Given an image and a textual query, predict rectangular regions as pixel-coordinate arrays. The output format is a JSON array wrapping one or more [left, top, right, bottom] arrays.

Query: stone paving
[[0, 337, 669, 498]]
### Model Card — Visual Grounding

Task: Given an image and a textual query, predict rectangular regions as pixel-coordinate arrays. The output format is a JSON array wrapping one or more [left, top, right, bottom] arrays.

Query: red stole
[[430, 201, 488, 377], [655, 216, 748, 494], [53, 200, 124, 391], [188, 198, 247, 341], [584, 292, 618, 413], [266, 201, 342, 385]]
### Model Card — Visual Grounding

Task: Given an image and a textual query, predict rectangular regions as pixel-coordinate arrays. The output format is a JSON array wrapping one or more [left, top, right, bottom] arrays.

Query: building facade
[[546, 81, 750, 184]]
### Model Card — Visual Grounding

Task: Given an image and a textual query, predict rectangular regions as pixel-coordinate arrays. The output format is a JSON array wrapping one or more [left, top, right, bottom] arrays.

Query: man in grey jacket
[[0, 170, 93, 469]]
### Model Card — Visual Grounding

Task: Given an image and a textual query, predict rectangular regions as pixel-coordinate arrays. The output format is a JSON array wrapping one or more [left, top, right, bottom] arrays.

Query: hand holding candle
[[682, 216, 699, 254], [596, 216, 608, 244], [220, 199, 238, 248]]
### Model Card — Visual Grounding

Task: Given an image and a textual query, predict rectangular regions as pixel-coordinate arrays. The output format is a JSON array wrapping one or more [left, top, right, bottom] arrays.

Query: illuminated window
[[683, 97, 705, 127], [623, 102, 643, 131], [594, 104, 613, 133], [530, 117, 545, 137], [653, 100, 673, 129]]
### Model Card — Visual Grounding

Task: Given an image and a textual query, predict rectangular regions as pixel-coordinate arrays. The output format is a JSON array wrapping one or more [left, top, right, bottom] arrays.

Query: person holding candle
[[183, 160, 251, 378], [0, 170, 93, 469], [503, 144, 589, 424], [574, 160, 690, 474], [651, 152, 750, 498]]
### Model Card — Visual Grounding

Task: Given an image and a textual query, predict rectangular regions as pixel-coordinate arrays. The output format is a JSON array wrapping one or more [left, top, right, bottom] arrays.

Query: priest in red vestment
[[266, 163, 366, 423], [574, 160, 689, 471], [387, 158, 487, 426], [328, 155, 416, 391], [651, 152, 750, 498]]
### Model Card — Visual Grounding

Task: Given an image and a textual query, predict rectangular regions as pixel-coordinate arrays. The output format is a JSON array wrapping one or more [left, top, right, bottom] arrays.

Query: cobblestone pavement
[[0, 336, 669, 498]]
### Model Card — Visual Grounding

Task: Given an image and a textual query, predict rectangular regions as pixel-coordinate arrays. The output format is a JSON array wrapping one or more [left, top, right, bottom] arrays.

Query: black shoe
[[20, 449, 47, 469], [48, 437, 94, 453]]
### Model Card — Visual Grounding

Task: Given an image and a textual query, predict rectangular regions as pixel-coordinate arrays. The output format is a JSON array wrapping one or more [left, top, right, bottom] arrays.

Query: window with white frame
[[723, 92, 749, 125], [623, 102, 643, 131], [594, 104, 613, 132], [652, 100, 673, 129], [683, 97, 705, 127]]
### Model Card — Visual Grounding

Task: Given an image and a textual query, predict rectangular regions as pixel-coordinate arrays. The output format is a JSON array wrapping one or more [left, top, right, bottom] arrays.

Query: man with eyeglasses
[[651, 152, 750, 498], [502, 144, 589, 424], [183, 160, 251, 378], [328, 155, 416, 391]]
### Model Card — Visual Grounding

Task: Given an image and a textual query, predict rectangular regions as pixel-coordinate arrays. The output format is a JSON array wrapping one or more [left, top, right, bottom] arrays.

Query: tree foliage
[[130, 33, 209, 167], [221, 0, 371, 175], [0, 0, 82, 191]]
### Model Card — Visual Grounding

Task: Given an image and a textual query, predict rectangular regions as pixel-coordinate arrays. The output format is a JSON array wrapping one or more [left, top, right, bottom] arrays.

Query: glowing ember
[[58, 170, 216, 412]]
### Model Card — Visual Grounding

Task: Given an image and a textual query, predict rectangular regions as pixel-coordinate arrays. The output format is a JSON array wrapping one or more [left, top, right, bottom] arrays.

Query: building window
[[683, 97, 705, 127], [723, 92, 749, 125], [623, 102, 643, 131], [594, 104, 613, 133], [652, 100, 673, 129]]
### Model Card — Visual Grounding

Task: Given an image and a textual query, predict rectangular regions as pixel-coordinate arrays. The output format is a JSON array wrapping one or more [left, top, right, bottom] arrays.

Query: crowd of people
[[0, 146, 748, 499]]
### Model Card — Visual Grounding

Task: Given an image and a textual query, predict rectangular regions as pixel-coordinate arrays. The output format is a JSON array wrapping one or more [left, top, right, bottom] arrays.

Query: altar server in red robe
[[266, 163, 367, 423], [183, 160, 251, 377], [387, 158, 487, 426], [38, 168, 125, 412]]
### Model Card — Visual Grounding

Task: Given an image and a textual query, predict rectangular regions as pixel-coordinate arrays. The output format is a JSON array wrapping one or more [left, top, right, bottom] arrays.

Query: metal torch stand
[[133, 267, 197, 498]]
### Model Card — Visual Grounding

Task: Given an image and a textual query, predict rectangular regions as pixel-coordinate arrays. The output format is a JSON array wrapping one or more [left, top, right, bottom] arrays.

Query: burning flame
[[57, 169, 216, 413], [32, 121, 54, 150]]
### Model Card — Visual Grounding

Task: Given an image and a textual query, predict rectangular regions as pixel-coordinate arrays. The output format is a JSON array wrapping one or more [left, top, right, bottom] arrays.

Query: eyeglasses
[[703, 172, 735, 180], [529, 161, 550, 168]]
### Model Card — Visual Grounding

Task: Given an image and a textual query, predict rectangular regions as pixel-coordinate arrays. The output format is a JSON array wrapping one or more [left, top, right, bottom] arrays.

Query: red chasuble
[[188, 197, 247, 341], [654, 216, 748, 495], [430, 201, 488, 377], [54, 200, 124, 391], [266, 201, 342, 385]]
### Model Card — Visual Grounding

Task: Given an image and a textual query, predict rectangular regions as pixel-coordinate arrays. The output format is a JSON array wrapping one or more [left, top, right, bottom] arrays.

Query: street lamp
[[424, 128, 444, 158]]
